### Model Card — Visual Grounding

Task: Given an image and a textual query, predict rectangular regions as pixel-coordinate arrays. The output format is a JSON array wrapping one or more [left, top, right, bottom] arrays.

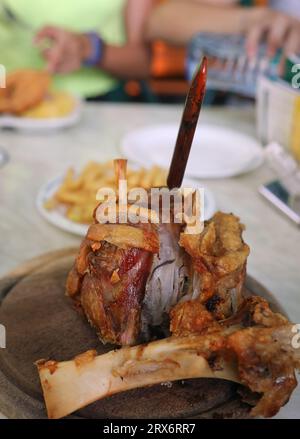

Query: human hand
[[34, 26, 92, 74], [245, 8, 300, 59]]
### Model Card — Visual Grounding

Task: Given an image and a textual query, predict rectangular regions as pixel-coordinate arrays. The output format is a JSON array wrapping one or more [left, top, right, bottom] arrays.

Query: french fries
[[45, 161, 167, 224]]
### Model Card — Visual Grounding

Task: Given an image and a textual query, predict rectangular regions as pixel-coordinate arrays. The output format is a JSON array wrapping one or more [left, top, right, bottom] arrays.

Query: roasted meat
[[141, 222, 189, 338], [67, 172, 250, 346], [66, 223, 157, 346], [66, 159, 190, 345], [171, 212, 250, 324], [57, 159, 299, 419]]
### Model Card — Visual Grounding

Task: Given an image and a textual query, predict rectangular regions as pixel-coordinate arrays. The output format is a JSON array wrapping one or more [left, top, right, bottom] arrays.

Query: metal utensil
[[187, 33, 279, 98]]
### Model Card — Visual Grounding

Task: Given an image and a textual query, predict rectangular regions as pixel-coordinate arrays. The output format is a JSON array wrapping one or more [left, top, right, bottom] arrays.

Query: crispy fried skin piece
[[65, 266, 82, 298], [0, 70, 50, 115], [178, 212, 250, 319], [87, 223, 159, 253], [227, 326, 300, 417], [170, 300, 220, 336], [223, 297, 296, 417], [170, 294, 300, 417], [171, 295, 288, 337], [223, 296, 289, 329]]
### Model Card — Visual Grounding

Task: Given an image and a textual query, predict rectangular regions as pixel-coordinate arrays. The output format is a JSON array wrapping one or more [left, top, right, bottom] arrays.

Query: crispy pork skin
[[67, 212, 250, 345], [51, 204, 299, 419], [173, 212, 250, 321]]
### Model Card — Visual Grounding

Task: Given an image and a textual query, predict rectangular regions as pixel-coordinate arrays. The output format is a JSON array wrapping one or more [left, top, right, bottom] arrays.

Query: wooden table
[[0, 103, 299, 418]]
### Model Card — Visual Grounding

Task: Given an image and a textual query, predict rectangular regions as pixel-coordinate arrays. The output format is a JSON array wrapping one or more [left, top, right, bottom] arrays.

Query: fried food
[[45, 161, 167, 224], [21, 90, 75, 118], [176, 212, 250, 319], [0, 70, 50, 115], [87, 223, 159, 253]]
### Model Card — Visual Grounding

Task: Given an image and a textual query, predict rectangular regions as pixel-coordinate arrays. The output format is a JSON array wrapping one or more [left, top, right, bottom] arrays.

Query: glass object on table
[[186, 32, 280, 98]]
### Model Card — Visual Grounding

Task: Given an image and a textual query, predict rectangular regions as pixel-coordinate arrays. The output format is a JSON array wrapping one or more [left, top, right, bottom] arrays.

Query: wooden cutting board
[[0, 248, 286, 419]]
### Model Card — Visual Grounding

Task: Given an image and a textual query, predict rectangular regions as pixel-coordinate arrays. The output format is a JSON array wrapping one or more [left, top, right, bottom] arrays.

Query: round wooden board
[[0, 249, 286, 419]]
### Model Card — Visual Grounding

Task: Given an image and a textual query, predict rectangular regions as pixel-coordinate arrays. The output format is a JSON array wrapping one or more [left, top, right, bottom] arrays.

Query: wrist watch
[[83, 32, 104, 67]]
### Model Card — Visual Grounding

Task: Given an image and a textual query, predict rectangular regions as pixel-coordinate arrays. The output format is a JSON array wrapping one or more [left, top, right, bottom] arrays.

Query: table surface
[[0, 102, 299, 419]]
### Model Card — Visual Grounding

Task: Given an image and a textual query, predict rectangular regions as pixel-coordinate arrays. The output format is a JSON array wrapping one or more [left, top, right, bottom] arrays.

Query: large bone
[[37, 333, 239, 419], [37, 325, 300, 419]]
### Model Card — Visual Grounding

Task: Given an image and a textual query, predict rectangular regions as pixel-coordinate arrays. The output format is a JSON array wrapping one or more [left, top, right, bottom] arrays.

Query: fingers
[[54, 53, 82, 74], [35, 26, 65, 73], [245, 12, 300, 65], [245, 23, 266, 59], [35, 26, 85, 74], [266, 16, 289, 58], [44, 41, 82, 74], [34, 25, 62, 44], [44, 41, 65, 73], [284, 27, 300, 57], [277, 55, 285, 77]]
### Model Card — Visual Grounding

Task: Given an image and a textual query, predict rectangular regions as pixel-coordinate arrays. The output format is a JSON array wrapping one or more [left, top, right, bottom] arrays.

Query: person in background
[[146, 0, 300, 59], [0, 0, 154, 100]]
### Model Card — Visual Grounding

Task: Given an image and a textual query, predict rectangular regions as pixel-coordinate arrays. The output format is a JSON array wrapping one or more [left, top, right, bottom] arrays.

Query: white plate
[[120, 124, 264, 179], [37, 175, 216, 237], [0, 96, 82, 132], [0, 147, 9, 168]]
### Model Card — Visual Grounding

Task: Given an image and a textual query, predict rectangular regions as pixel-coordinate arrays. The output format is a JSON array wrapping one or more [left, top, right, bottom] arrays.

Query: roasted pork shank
[[67, 210, 249, 345], [39, 160, 299, 419], [66, 222, 158, 346], [66, 160, 250, 345]]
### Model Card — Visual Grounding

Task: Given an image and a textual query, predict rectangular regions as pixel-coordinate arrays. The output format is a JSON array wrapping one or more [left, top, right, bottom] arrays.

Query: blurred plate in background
[[0, 95, 82, 132], [120, 124, 264, 179], [0, 147, 9, 168]]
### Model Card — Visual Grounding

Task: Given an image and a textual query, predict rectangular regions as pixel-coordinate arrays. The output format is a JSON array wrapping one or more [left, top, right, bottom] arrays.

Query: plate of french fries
[[37, 160, 216, 236]]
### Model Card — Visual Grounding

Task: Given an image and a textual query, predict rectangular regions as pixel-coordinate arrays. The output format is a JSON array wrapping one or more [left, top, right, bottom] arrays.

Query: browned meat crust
[[63, 187, 298, 418], [170, 295, 300, 417], [66, 223, 157, 346], [227, 325, 299, 417], [177, 212, 250, 319], [170, 300, 219, 336]]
